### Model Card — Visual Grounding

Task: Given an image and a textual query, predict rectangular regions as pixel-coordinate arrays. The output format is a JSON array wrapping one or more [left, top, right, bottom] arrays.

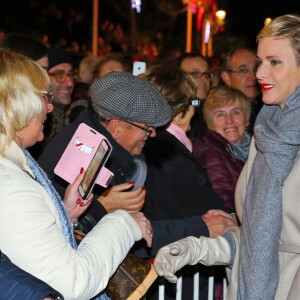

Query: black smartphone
[[78, 139, 112, 199]]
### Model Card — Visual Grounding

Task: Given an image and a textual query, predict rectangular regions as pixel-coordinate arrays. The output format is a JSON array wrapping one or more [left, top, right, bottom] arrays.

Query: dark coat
[[187, 101, 207, 139], [140, 129, 225, 300], [143, 129, 225, 220], [0, 252, 63, 300], [38, 108, 138, 229], [38, 108, 211, 257], [192, 130, 245, 212]]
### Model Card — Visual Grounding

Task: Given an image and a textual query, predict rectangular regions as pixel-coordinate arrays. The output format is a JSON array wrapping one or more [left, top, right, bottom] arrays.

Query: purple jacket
[[192, 130, 245, 212]]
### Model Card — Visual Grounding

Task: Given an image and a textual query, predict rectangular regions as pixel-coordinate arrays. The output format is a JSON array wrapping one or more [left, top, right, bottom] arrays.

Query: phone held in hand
[[79, 139, 112, 200], [132, 61, 146, 76]]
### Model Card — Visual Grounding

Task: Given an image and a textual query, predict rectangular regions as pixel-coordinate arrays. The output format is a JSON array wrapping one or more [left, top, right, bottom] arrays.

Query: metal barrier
[[157, 270, 227, 300]]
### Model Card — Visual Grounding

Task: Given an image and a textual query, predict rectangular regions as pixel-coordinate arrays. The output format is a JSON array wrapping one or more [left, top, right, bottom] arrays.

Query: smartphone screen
[[78, 139, 111, 199], [132, 61, 146, 76]]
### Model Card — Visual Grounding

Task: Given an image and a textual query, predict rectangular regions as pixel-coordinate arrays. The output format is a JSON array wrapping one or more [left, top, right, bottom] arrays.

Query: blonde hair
[[143, 66, 197, 118], [203, 86, 251, 128], [0, 49, 50, 154], [257, 14, 300, 65]]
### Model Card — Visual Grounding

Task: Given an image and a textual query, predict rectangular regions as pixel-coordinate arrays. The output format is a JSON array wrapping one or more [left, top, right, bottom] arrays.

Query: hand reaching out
[[154, 237, 203, 283], [98, 182, 146, 213], [154, 235, 232, 283], [130, 211, 153, 247], [202, 209, 237, 238]]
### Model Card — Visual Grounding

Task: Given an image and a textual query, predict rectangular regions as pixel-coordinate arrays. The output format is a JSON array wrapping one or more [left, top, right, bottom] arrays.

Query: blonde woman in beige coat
[[0, 49, 153, 300], [154, 14, 300, 300]]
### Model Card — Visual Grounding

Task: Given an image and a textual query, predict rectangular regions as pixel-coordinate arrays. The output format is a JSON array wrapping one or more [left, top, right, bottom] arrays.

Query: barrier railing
[[156, 269, 227, 300]]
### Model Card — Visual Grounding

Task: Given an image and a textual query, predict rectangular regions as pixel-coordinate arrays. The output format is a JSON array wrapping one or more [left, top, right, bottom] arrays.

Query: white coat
[[0, 142, 142, 300]]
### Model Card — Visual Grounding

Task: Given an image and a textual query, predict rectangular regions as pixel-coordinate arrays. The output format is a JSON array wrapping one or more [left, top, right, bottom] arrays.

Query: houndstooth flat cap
[[90, 71, 172, 127]]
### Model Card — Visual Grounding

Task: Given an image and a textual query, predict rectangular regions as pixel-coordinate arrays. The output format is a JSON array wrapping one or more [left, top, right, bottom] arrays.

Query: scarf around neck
[[23, 149, 77, 249], [23, 149, 111, 300], [238, 86, 300, 299], [167, 122, 193, 152], [228, 131, 251, 162]]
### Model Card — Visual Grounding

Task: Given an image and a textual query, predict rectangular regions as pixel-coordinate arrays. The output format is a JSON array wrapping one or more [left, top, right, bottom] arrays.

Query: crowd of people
[[0, 12, 299, 300]]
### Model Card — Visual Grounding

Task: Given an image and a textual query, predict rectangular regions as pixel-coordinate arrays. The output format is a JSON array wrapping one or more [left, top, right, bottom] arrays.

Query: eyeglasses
[[122, 120, 154, 135], [41, 90, 54, 103], [48, 70, 77, 83], [188, 71, 213, 80], [226, 66, 257, 77]]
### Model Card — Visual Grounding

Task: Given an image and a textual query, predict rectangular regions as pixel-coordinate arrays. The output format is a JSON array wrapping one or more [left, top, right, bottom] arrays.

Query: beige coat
[[0, 142, 142, 300], [225, 139, 300, 299]]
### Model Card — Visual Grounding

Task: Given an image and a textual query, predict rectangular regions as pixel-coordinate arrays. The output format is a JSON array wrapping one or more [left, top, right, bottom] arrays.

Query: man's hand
[[130, 211, 153, 247], [202, 209, 237, 238], [98, 183, 145, 213]]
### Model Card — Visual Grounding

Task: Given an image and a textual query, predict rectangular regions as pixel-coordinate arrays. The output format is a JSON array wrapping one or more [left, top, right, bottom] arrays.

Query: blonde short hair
[[0, 48, 50, 154], [203, 86, 251, 128], [257, 14, 300, 65]]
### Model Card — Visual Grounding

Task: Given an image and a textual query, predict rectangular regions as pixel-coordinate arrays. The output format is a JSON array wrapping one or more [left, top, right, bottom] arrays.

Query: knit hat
[[47, 48, 73, 71], [0, 33, 47, 61], [90, 71, 172, 127]]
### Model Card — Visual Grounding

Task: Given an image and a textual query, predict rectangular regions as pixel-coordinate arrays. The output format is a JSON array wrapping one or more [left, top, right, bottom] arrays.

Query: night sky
[[1, 0, 300, 52], [225, 0, 300, 42]]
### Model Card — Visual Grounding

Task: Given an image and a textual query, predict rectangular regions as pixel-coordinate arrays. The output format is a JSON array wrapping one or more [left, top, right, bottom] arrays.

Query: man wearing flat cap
[[39, 71, 226, 264], [39, 71, 172, 231]]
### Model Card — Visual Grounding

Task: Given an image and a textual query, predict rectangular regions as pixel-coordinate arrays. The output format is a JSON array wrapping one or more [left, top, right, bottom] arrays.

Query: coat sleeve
[[0, 173, 142, 300], [131, 216, 209, 258]]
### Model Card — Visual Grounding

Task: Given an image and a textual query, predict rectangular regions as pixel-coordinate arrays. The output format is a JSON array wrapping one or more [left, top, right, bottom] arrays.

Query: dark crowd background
[[0, 0, 299, 67]]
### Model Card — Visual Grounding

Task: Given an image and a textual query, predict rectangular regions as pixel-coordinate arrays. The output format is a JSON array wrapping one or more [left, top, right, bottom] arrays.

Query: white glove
[[154, 235, 231, 283]]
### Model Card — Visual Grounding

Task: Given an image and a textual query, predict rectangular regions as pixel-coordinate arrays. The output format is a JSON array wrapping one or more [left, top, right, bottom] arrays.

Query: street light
[[216, 10, 226, 26], [92, 0, 99, 56]]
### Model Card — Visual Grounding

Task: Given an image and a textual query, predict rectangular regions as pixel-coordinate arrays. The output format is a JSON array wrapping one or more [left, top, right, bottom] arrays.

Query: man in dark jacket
[[38, 72, 234, 256]]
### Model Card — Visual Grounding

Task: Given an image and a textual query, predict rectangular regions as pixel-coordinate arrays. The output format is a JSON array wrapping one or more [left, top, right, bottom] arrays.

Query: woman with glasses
[[0, 49, 153, 299], [192, 85, 251, 212], [155, 14, 300, 300]]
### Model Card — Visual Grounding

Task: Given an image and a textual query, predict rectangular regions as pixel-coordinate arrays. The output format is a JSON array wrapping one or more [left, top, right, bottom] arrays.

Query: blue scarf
[[23, 149, 77, 249], [228, 131, 251, 162], [24, 149, 110, 300]]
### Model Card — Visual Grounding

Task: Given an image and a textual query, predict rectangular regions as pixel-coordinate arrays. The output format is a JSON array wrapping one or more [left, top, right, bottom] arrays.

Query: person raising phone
[[0, 49, 153, 299]]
